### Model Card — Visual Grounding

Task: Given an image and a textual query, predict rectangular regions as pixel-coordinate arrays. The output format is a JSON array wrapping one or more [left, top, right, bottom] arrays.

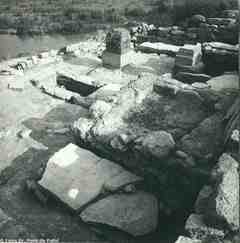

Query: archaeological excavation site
[[0, 5, 239, 243]]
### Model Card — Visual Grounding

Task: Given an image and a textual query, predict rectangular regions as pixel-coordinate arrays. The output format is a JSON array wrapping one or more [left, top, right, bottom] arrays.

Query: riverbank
[[0, 31, 106, 61]]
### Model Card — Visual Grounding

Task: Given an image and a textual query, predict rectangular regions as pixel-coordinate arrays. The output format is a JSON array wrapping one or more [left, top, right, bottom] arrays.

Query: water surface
[[0, 33, 93, 60]]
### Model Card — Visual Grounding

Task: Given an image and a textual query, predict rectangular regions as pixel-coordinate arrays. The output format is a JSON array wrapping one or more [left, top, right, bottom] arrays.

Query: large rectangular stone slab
[[80, 192, 158, 236], [138, 42, 181, 56], [38, 143, 142, 210]]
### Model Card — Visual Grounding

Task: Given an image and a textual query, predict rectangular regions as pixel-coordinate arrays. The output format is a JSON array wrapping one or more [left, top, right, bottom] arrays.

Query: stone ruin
[[0, 21, 238, 242], [102, 28, 134, 68]]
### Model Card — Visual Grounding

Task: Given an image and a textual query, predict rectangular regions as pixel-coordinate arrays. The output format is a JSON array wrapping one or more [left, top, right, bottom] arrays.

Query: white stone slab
[[39, 143, 142, 210]]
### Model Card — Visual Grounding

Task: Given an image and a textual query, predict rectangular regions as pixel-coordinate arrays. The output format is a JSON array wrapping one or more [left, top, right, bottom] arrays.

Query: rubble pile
[[175, 153, 239, 243], [38, 143, 158, 236], [72, 69, 238, 216], [135, 10, 238, 45]]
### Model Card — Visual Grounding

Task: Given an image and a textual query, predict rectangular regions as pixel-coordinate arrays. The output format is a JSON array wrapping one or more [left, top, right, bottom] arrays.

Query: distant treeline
[[0, 0, 238, 35]]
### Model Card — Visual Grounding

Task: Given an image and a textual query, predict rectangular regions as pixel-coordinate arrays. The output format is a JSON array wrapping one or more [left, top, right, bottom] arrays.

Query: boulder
[[207, 74, 239, 91], [175, 236, 202, 243], [80, 192, 158, 236], [89, 100, 112, 119], [179, 114, 224, 160], [205, 154, 239, 231], [175, 72, 211, 84], [38, 143, 142, 210], [185, 214, 226, 241], [134, 131, 175, 159], [72, 118, 95, 141]]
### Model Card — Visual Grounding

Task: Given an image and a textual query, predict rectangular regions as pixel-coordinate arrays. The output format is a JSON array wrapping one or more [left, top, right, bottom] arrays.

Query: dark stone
[[179, 114, 225, 161], [175, 72, 211, 84]]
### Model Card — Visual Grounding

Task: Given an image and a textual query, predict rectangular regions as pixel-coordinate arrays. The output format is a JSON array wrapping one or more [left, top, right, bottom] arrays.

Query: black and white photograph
[[0, 0, 239, 242]]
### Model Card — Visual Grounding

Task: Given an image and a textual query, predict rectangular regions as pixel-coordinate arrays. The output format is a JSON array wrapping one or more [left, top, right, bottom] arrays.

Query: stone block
[[80, 192, 158, 236], [38, 143, 142, 210], [102, 50, 134, 69]]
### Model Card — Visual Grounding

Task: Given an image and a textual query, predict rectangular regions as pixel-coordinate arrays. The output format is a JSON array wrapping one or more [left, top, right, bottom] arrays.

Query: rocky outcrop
[[80, 192, 158, 236], [72, 72, 234, 215]]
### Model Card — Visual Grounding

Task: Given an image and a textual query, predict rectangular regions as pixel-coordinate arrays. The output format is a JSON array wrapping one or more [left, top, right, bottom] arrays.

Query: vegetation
[[0, 0, 238, 35]]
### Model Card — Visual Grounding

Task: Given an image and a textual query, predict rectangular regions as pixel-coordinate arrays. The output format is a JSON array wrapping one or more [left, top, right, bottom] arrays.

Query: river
[[0, 33, 96, 60]]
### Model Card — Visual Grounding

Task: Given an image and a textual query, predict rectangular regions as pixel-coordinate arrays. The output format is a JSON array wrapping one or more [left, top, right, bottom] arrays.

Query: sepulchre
[[102, 28, 133, 68]]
